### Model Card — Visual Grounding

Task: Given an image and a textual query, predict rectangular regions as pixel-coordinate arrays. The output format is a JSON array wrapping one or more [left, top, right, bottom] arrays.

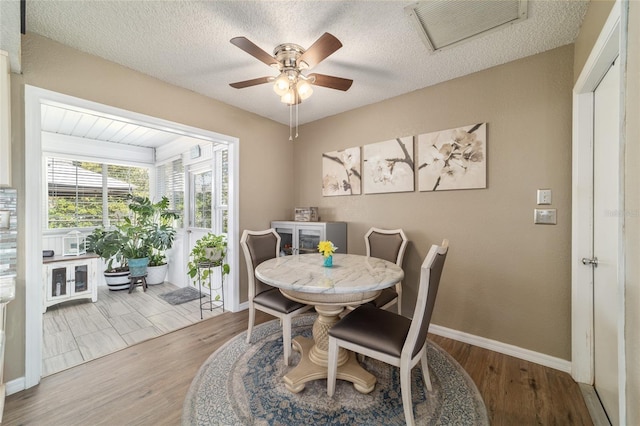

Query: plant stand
[[196, 261, 225, 320], [128, 273, 148, 293]]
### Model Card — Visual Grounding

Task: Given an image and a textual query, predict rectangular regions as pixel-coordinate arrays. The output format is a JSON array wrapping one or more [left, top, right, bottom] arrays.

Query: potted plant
[[187, 233, 230, 295], [87, 195, 178, 289], [146, 252, 169, 286], [87, 227, 130, 290], [124, 196, 178, 284]]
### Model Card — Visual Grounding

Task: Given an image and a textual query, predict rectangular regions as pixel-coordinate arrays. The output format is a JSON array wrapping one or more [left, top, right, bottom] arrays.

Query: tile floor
[[42, 282, 224, 376]]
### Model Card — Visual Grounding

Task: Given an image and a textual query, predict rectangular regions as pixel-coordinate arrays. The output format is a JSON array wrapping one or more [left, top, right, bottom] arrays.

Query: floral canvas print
[[363, 137, 414, 194], [418, 123, 487, 191], [322, 147, 361, 196]]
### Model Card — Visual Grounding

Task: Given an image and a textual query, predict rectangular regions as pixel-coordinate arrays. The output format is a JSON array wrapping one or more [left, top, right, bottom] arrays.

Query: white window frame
[[213, 145, 228, 234]]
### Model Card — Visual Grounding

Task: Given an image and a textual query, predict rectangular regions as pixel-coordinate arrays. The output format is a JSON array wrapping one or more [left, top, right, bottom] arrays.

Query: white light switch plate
[[534, 209, 557, 225], [537, 189, 552, 205]]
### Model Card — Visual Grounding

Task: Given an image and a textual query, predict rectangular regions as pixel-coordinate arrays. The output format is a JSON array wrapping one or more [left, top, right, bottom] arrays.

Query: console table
[[42, 253, 99, 312]]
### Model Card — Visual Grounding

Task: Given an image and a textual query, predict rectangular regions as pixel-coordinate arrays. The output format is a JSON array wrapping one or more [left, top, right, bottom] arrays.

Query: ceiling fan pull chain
[[295, 101, 299, 139], [289, 103, 293, 141]]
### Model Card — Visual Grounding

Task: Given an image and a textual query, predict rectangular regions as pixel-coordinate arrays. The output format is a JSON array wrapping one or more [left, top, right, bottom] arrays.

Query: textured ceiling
[[26, 1, 589, 127]]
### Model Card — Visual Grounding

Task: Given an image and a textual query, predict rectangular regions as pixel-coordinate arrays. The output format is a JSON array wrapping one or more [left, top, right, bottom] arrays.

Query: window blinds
[[46, 157, 149, 229]]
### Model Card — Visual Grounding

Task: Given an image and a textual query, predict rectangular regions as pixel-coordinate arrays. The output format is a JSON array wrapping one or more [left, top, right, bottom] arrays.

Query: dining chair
[[364, 227, 408, 314], [240, 228, 312, 366], [327, 239, 449, 426]]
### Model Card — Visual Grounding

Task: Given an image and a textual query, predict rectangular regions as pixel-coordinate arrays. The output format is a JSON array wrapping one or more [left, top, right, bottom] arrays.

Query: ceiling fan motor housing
[[273, 43, 307, 70]]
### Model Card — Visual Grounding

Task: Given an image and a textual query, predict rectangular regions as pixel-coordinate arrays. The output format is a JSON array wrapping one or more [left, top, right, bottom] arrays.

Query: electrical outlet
[[537, 189, 552, 205], [534, 209, 557, 225]]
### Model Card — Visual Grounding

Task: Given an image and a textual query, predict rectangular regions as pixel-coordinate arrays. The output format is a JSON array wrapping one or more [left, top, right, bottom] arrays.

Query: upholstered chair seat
[[329, 304, 411, 357], [253, 288, 306, 313]]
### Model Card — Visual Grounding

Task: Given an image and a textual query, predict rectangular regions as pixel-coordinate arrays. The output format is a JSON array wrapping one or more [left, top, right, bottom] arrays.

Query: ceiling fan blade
[[230, 37, 278, 67], [229, 76, 272, 89], [308, 73, 353, 91], [297, 33, 343, 69]]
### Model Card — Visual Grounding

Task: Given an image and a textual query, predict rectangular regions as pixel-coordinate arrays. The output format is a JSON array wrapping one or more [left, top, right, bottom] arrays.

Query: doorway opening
[[25, 85, 240, 387]]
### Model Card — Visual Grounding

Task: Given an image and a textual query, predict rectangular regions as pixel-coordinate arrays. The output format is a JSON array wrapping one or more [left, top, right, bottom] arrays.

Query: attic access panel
[[405, 0, 528, 52]]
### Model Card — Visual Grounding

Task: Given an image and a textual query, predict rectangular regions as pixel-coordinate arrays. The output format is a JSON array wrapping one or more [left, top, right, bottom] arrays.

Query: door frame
[[184, 156, 229, 304], [24, 86, 241, 389], [571, 0, 626, 422]]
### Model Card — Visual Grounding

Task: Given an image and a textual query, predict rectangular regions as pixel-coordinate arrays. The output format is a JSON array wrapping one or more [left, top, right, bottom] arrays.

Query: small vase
[[323, 255, 333, 267]]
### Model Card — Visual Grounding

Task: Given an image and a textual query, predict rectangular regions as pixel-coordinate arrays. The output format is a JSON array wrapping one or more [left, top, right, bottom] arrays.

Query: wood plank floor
[[3, 310, 593, 425]]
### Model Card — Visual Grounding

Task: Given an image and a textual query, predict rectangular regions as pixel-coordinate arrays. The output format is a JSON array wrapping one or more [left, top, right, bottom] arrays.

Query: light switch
[[534, 209, 557, 225], [537, 189, 552, 205]]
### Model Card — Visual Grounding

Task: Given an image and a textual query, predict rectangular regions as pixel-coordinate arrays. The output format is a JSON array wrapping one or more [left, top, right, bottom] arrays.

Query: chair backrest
[[364, 227, 408, 266], [402, 239, 449, 359], [240, 229, 281, 298]]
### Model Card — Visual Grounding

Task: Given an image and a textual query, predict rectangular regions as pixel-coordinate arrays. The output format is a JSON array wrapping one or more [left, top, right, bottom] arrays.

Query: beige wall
[[294, 45, 574, 360], [5, 33, 294, 382], [624, 2, 640, 423], [573, 0, 616, 83]]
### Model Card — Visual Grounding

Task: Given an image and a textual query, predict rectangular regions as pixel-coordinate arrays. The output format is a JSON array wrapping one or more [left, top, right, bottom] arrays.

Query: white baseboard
[[234, 301, 248, 312], [429, 324, 572, 373], [5, 376, 26, 396]]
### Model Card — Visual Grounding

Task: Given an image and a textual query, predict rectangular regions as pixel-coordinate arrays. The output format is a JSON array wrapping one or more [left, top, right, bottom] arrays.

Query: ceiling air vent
[[405, 0, 528, 52]]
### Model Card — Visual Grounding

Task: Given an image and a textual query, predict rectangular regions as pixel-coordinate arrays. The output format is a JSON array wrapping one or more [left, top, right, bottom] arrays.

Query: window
[[192, 169, 212, 229], [217, 148, 229, 233], [188, 146, 228, 233], [156, 158, 184, 228], [46, 157, 149, 229]]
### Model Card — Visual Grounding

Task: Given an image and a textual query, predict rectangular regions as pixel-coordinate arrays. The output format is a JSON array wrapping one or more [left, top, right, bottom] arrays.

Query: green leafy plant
[[87, 195, 179, 270], [86, 227, 126, 272], [118, 195, 179, 260], [187, 233, 230, 291], [148, 252, 167, 268]]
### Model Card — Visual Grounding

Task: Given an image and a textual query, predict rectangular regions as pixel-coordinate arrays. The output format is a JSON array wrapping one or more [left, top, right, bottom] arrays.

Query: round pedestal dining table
[[255, 253, 404, 394]]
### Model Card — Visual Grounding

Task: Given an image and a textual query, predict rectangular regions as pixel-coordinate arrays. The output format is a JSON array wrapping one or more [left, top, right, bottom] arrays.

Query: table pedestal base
[[282, 305, 377, 394], [284, 337, 376, 394]]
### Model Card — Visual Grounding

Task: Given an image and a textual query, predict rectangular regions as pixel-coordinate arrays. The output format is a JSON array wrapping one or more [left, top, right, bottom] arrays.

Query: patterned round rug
[[183, 314, 488, 425]]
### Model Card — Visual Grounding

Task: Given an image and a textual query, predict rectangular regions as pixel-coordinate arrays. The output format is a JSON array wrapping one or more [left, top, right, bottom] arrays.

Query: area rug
[[183, 314, 488, 425], [159, 286, 204, 305]]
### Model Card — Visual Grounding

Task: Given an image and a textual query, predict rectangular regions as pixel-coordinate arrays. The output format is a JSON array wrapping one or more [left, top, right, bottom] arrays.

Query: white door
[[592, 57, 620, 425], [186, 165, 213, 285], [185, 152, 228, 295]]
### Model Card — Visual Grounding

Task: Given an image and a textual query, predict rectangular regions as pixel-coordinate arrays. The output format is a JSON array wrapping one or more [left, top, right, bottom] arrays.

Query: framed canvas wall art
[[322, 147, 361, 196], [417, 123, 487, 191], [362, 137, 414, 194]]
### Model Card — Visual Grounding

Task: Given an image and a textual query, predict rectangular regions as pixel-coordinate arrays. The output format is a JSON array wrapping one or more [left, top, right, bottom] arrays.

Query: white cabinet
[[42, 255, 99, 312], [271, 221, 347, 256]]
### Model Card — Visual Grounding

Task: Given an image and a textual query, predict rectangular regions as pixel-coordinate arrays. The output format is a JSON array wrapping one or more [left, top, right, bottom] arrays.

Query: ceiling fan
[[229, 33, 353, 106]]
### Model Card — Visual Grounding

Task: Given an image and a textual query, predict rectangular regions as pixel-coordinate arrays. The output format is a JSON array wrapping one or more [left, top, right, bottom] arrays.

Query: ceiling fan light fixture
[[273, 72, 290, 96], [297, 80, 313, 100], [280, 88, 296, 105]]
